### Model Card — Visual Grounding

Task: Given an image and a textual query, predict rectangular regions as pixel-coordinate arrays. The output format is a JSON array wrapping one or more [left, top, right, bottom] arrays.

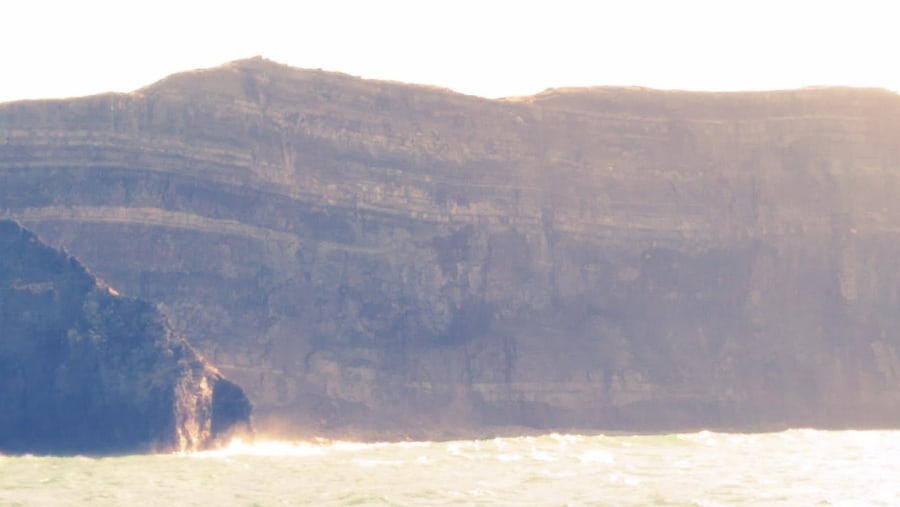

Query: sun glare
[[2, 0, 898, 103]]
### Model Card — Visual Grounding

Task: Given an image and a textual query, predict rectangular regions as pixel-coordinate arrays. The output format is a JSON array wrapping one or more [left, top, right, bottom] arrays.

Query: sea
[[2, 429, 898, 506]]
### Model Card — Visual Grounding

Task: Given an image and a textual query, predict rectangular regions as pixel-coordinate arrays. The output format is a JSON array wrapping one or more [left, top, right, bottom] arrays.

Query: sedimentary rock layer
[[0, 220, 251, 454], [2, 58, 900, 437]]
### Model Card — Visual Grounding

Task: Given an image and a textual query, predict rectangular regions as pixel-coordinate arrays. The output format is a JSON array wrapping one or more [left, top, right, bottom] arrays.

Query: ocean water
[[2, 429, 899, 506]]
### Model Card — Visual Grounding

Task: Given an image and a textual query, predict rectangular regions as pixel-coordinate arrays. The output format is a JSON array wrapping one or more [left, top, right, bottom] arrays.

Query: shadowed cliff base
[[0, 220, 252, 454], [2, 58, 900, 439]]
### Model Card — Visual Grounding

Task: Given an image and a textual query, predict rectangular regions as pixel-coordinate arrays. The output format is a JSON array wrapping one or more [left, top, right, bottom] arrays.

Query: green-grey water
[[2, 430, 899, 506]]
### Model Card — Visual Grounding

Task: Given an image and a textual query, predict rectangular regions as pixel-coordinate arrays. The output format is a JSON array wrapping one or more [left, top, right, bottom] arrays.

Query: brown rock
[[2, 58, 900, 437]]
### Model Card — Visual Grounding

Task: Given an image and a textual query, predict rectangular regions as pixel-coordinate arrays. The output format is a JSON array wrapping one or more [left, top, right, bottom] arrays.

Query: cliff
[[2, 57, 900, 437], [0, 220, 251, 454]]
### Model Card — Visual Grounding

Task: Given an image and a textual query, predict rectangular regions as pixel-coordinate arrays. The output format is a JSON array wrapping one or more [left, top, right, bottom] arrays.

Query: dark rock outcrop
[[2, 57, 900, 437], [0, 220, 251, 454]]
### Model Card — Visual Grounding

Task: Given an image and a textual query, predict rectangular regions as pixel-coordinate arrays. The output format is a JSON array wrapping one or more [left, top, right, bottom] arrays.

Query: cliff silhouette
[[0, 220, 251, 454]]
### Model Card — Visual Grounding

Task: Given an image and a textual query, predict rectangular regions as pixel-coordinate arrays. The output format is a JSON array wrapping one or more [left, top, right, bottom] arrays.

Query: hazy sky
[[2, 0, 897, 103]]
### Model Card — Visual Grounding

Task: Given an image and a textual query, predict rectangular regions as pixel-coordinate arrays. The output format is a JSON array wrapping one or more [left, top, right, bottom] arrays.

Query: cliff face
[[2, 57, 900, 437], [0, 220, 251, 454]]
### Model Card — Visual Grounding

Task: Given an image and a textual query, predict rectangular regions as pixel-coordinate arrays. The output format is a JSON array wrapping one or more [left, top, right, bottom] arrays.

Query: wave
[[187, 436, 435, 458], [7, 429, 900, 506], [182, 427, 900, 461]]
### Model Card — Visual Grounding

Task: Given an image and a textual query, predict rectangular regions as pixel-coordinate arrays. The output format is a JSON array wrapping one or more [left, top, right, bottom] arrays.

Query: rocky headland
[[0, 220, 251, 454], [2, 57, 900, 438]]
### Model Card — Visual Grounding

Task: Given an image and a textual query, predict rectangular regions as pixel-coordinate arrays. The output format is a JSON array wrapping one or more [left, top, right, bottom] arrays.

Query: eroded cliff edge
[[0, 220, 251, 454], [2, 58, 900, 437]]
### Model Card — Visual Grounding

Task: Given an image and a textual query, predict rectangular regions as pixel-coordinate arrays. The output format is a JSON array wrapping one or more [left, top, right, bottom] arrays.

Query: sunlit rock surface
[[2, 57, 900, 437], [0, 220, 251, 454]]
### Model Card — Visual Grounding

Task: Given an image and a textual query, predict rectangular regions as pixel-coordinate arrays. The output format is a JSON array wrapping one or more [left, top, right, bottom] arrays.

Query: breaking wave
[[4, 430, 900, 505]]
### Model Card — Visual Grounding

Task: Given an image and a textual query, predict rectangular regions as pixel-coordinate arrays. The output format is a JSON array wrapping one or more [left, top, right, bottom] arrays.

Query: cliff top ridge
[[3, 56, 897, 112]]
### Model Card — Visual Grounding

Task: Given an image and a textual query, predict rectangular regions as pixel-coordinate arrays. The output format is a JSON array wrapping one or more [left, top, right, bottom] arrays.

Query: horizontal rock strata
[[2, 58, 900, 437]]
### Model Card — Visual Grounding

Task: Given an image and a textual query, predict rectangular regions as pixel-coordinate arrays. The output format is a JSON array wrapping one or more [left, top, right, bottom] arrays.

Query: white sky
[[1, 0, 898, 103]]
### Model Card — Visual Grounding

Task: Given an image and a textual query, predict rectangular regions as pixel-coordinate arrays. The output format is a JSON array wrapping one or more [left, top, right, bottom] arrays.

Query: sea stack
[[0, 220, 251, 454]]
